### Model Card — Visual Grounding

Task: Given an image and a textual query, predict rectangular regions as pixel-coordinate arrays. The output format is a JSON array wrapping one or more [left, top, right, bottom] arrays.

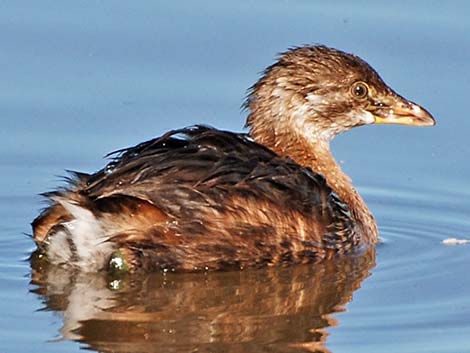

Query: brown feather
[[32, 204, 71, 243]]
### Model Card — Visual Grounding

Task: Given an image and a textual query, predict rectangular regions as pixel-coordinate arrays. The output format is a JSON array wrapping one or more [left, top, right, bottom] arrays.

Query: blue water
[[1, 1, 470, 352]]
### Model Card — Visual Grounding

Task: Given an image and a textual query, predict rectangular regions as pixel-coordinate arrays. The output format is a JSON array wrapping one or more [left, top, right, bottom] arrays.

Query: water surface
[[1, 1, 470, 352]]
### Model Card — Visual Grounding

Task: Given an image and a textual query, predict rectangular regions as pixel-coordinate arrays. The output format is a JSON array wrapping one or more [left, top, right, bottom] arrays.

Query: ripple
[[343, 183, 470, 330]]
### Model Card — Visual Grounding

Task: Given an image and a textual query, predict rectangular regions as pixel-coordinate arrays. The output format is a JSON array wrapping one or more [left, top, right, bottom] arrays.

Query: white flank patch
[[442, 238, 470, 246], [47, 228, 73, 264], [48, 198, 115, 270]]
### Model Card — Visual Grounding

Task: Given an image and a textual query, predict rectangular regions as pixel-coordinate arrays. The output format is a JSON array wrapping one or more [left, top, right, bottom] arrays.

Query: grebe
[[32, 45, 435, 272]]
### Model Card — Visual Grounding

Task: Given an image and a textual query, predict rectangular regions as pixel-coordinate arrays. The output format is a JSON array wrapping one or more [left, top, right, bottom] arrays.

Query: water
[[1, 1, 470, 352]]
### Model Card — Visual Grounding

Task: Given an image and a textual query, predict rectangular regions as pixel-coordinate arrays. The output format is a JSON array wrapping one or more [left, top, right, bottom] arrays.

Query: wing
[[83, 125, 276, 199], [33, 125, 357, 271]]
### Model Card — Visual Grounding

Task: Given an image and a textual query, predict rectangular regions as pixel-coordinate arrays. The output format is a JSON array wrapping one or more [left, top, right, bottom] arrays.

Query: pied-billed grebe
[[32, 45, 435, 272]]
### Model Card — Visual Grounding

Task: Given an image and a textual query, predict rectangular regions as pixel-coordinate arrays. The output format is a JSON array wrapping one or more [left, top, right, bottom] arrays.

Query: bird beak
[[370, 96, 435, 127]]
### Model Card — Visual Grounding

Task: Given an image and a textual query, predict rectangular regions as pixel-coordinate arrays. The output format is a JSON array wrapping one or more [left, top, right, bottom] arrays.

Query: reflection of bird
[[29, 247, 376, 353], [32, 45, 435, 272]]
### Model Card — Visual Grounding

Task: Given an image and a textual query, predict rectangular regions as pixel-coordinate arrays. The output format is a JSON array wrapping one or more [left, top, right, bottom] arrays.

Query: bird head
[[245, 45, 435, 143]]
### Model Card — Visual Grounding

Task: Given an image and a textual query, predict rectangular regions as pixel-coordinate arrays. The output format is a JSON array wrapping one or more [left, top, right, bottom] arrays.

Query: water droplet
[[108, 250, 128, 275], [104, 165, 115, 175], [109, 255, 124, 269], [109, 279, 122, 290]]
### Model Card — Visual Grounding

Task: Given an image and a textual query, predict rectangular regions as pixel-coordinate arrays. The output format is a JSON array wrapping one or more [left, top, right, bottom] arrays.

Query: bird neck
[[251, 127, 378, 243]]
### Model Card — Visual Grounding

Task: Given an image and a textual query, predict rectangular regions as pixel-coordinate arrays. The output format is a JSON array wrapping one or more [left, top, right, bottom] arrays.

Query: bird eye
[[351, 81, 369, 100]]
